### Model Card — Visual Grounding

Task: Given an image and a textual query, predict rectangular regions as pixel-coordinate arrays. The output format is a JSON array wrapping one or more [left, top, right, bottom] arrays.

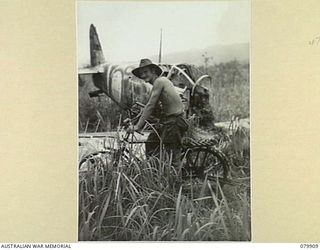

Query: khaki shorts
[[147, 114, 189, 146]]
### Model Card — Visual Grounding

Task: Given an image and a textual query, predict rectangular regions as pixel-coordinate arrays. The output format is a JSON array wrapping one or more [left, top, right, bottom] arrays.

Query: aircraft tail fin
[[90, 24, 105, 66]]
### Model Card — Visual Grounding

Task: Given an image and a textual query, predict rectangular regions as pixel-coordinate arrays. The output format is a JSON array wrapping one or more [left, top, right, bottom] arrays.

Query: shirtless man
[[128, 58, 188, 167]]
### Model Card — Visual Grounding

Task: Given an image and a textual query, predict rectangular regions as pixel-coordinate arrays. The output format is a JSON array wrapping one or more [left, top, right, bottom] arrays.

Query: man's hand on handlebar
[[123, 117, 143, 135]]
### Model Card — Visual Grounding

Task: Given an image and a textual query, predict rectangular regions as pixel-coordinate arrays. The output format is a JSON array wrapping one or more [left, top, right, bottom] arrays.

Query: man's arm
[[135, 80, 163, 130]]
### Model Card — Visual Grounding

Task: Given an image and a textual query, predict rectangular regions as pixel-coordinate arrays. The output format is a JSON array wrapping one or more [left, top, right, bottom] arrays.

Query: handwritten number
[[309, 35, 320, 46]]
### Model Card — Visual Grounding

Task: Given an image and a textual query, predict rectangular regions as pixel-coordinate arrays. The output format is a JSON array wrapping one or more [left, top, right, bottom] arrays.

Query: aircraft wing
[[78, 66, 104, 75]]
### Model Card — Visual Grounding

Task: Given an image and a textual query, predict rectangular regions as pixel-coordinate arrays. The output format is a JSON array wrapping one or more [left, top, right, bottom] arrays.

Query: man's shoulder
[[154, 76, 172, 86]]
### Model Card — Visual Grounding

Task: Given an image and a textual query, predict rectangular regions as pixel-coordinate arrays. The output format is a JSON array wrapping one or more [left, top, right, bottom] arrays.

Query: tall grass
[[78, 128, 250, 241], [78, 75, 124, 132], [199, 60, 250, 122]]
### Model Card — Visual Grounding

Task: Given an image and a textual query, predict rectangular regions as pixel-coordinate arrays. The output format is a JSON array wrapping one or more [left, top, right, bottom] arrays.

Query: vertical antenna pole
[[158, 28, 162, 64]]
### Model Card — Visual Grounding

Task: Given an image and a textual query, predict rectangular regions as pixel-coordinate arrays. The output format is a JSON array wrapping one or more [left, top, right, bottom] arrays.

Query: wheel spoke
[[183, 147, 229, 180], [200, 151, 209, 169], [193, 151, 200, 167]]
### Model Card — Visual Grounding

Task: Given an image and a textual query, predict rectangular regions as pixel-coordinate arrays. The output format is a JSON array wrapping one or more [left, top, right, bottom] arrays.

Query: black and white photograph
[[77, 0, 250, 241]]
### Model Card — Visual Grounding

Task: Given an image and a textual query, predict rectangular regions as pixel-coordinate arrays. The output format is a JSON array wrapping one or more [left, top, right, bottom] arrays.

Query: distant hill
[[149, 43, 249, 65]]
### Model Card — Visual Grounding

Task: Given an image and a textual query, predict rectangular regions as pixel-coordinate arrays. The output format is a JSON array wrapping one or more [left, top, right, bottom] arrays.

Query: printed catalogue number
[[300, 244, 319, 248]]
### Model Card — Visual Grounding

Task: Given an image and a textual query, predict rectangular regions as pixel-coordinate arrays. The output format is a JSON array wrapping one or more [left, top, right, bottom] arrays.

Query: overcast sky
[[77, 1, 250, 66]]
